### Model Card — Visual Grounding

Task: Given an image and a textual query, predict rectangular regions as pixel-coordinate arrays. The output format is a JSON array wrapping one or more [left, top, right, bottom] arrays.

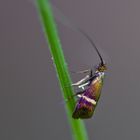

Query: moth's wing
[[72, 97, 95, 119]]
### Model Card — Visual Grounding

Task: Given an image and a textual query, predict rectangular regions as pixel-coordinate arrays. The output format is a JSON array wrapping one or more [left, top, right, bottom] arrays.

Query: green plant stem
[[36, 0, 89, 140]]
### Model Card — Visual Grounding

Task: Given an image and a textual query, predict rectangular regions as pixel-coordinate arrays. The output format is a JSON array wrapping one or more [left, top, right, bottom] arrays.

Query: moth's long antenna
[[49, 3, 104, 65], [78, 29, 104, 65]]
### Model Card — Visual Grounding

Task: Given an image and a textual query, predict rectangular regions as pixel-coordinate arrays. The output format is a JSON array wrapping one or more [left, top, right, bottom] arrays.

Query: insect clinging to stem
[[70, 29, 107, 119], [44, 3, 108, 119]]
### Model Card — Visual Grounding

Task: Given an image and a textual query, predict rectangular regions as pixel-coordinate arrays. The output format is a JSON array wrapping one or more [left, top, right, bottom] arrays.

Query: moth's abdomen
[[72, 95, 96, 119]]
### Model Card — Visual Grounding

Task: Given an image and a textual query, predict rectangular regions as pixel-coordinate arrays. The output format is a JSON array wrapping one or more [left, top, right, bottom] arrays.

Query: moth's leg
[[71, 75, 90, 86], [65, 90, 85, 103], [71, 69, 93, 86], [75, 90, 85, 96], [64, 69, 92, 88], [71, 69, 92, 75], [89, 69, 93, 78], [78, 69, 97, 85], [64, 73, 90, 88]]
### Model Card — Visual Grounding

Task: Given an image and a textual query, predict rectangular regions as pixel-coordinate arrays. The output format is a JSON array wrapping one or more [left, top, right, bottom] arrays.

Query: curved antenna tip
[[78, 29, 104, 65]]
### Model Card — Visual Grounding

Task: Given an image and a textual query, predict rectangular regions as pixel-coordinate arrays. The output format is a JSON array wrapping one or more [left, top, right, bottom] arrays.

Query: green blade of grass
[[35, 0, 89, 140]]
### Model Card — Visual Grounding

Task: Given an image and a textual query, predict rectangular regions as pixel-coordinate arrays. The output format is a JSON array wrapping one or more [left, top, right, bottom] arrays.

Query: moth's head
[[97, 61, 107, 72]]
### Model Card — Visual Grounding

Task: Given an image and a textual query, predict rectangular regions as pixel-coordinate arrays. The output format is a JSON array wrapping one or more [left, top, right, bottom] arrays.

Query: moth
[[71, 30, 107, 119]]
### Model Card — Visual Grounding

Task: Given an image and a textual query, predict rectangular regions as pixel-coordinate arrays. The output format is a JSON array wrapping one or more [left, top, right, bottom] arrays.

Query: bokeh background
[[0, 0, 140, 140]]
